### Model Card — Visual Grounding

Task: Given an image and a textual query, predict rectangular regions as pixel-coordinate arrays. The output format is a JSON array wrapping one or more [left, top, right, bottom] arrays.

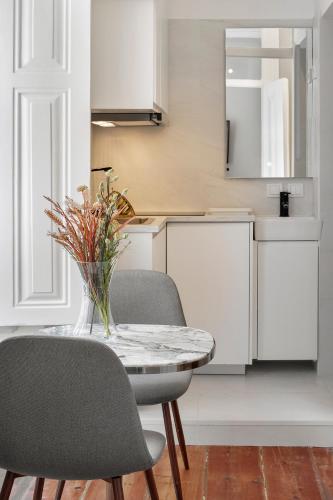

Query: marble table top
[[41, 324, 215, 374]]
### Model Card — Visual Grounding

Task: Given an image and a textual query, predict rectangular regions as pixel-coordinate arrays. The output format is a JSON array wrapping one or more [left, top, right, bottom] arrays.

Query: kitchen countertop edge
[[124, 214, 256, 234]]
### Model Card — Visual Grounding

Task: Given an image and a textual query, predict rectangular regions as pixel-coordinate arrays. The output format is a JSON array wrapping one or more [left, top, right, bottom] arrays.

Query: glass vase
[[73, 260, 117, 338]]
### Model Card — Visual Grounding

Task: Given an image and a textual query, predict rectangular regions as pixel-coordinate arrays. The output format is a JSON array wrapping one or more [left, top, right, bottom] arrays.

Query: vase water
[[73, 260, 117, 338]]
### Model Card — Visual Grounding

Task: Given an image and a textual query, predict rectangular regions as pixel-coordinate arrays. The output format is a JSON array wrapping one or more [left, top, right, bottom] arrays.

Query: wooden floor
[[5, 446, 333, 499]]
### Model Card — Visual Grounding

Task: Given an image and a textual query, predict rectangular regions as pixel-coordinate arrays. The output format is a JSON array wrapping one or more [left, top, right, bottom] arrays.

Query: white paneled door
[[0, 0, 91, 325]]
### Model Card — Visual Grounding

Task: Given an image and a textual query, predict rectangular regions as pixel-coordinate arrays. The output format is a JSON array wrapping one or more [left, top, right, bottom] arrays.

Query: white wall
[[317, 12, 333, 375], [320, 0, 333, 17], [92, 20, 315, 216], [167, 0, 314, 23]]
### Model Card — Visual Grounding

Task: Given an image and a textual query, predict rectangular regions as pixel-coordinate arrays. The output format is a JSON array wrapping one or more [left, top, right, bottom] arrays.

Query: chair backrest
[[111, 270, 186, 326], [0, 336, 153, 480]]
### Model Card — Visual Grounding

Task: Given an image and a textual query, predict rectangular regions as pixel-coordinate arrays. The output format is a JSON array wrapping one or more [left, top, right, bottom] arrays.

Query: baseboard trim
[[194, 364, 246, 375], [140, 421, 333, 447]]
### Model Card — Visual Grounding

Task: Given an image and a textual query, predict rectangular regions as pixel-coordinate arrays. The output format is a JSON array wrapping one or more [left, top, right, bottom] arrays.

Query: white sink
[[255, 217, 322, 241]]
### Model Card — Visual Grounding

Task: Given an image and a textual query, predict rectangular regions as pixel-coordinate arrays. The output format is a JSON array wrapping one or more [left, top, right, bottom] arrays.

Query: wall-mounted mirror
[[224, 27, 313, 178]]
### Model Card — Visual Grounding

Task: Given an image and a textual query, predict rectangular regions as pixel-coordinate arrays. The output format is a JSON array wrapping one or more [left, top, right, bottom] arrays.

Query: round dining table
[[41, 323, 215, 374], [0, 324, 214, 500]]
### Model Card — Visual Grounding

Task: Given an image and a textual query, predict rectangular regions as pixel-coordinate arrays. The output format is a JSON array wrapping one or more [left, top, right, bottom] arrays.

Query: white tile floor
[[139, 362, 333, 447]]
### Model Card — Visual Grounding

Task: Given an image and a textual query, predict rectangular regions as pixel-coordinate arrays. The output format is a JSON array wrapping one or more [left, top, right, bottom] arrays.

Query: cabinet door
[[258, 242, 318, 360], [116, 228, 166, 273], [167, 223, 251, 365], [154, 0, 168, 112], [0, 0, 91, 325], [92, 0, 155, 110]]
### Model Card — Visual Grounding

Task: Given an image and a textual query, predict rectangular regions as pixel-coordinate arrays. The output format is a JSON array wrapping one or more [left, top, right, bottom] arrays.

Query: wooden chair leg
[[55, 480, 66, 500], [111, 477, 124, 500], [0, 472, 24, 500], [105, 482, 115, 500], [0, 471, 17, 500], [33, 478, 45, 500], [171, 400, 190, 470], [162, 402, 183, 500], [144, 469, 159, 500], [104, 477, 123, 500]]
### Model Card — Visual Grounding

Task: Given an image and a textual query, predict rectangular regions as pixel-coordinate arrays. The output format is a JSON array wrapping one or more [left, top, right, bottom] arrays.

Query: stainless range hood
[[91, 110, 163, 128]]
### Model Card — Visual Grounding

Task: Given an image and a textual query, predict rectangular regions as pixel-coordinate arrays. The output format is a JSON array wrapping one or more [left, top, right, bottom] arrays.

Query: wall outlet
[[287, 183, 304, 197], [266, 183, 283, 197]]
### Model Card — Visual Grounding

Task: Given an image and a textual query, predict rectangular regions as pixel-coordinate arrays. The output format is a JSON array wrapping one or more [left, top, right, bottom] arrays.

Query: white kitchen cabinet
[[167, 222, 253, 367], [117, 227, 166, 272], [154, 0, 168, 113], [91, 0, 168, 112], [257, 241, 318, 360], [0, 0, 91, 325]]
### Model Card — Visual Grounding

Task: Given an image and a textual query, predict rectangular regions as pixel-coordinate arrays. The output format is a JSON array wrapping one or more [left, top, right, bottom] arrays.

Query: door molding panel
[[14, 0, 70, 73], [13, 89, 69, 307]]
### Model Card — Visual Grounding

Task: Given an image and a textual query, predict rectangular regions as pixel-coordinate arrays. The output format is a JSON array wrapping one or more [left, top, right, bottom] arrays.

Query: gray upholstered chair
[[0, 336, 165, 500], [57, 271, 191, 500], [111, 270, 192, 500]]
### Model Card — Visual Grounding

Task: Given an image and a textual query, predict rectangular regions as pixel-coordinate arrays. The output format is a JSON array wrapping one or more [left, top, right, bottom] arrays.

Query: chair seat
[[143, 430, 166, 464], [129, 371, 193, 405]]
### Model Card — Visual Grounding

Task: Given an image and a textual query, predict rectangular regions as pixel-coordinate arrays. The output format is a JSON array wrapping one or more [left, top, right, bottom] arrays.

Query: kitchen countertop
[[124, 214, 256, 234]]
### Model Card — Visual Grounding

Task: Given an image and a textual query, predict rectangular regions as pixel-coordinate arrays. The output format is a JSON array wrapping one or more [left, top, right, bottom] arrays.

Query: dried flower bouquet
[[44, 169, 131, 337]]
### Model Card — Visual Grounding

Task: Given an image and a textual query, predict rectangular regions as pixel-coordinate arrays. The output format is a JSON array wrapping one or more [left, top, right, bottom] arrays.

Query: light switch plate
[[266, 183, 283, 197], [287, 183, 304, 197]]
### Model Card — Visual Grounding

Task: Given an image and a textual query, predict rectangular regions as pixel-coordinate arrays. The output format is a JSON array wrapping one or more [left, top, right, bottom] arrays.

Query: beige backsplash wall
[[91, 20, 315, 216]]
